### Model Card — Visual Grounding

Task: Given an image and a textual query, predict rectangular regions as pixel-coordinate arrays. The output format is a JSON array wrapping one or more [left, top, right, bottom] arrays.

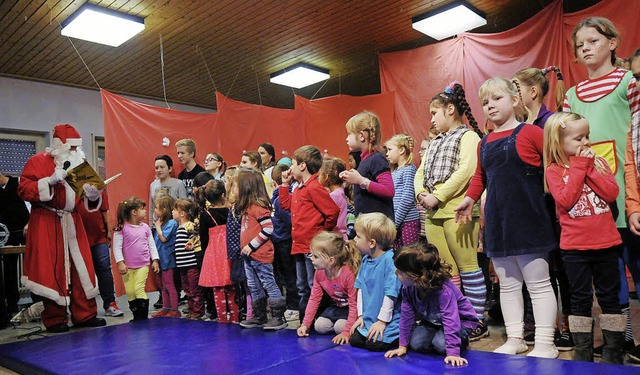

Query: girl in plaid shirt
[[415, 82, 487, 341]]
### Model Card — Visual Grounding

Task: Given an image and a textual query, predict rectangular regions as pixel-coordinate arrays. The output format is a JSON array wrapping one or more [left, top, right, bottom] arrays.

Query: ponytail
[[511, 79, 532, 123], [115, 197, 146, 231], [541, 66, 566, 112]]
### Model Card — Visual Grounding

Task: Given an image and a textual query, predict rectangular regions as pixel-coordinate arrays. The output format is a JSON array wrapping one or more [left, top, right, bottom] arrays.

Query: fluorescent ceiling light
[[61, 4, 145, 47], [270, 63, 330, 89], [412, 1, 486, 41]]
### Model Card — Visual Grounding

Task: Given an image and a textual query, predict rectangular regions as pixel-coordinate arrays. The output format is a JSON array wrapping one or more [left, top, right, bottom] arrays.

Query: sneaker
[[284, 309, 299, 322], [468, 322, 489, 342], [524, 332, 535, 346], [105, 302, 124, 317], [181, 307, 191, 314], [151, 309, 170, 318], [554, 331, 574, 351], [166, 310, 182, 318]]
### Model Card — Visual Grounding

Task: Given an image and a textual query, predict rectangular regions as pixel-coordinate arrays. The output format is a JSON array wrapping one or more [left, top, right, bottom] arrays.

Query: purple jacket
[[399, 280, 479, 357]]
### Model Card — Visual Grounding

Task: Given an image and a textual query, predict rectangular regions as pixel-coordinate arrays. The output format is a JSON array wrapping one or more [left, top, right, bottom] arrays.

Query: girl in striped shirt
[[172, 198, 204, 320], [385, 134, 420, 248], [416, 82, 487, 341], [236, 168, 288, 330], [564, 17, 640, 359]]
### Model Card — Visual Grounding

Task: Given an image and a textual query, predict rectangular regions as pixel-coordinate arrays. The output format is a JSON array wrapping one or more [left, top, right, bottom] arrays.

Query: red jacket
[[279, 174, 340, 255], [546, 157, 621, 250]]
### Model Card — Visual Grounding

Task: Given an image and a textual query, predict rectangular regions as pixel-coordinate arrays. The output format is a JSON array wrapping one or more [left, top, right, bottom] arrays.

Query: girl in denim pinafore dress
[[455, 78, 558, 359]]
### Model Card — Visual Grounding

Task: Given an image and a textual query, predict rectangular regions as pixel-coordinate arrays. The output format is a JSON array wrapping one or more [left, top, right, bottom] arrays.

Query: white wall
[[0, 76, 213, 158]]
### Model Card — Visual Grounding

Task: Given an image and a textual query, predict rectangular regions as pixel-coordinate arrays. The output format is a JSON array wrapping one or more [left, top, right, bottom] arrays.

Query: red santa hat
[[52, 124, 82, 147]]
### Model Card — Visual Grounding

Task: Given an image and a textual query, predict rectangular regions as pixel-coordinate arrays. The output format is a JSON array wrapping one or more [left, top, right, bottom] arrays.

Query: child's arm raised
[[585, 156, 618, 203]]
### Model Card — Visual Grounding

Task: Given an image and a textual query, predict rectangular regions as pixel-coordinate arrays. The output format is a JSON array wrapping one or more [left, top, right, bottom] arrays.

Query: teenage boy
[[175, 139, 205, 200], [279, 145, 339, 323]]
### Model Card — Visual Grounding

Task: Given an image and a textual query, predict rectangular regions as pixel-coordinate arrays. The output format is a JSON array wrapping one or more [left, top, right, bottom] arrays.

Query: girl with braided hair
[[340, 111, 395, 219], [456, 77, 558, 358], [513, 66, 566, 127], [385, 134, 420, 248], [414, 82, 487, 341]]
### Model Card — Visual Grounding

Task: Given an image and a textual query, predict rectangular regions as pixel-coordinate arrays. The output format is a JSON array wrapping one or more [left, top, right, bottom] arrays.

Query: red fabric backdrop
[[103, 90, 394, 294], [380, 0, 640, 140]]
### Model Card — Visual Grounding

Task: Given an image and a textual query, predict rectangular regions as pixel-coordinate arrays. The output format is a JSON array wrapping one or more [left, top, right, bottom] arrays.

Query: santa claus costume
[[18, 124, 106, 332]]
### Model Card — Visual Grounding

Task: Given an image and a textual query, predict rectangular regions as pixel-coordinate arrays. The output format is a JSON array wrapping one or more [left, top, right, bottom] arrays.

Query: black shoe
[[555, 331, 574, 351], [469, 321, 489, 342], [153, 299, 164, 309], [74, 317, 107, 328], [46, 323, 70, 333], [628, 344, 640, 363], [594, 339, 635, 358]]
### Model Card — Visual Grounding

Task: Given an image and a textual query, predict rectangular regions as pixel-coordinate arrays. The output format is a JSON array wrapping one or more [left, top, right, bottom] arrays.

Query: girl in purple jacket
[[384, 242, 479, 367]]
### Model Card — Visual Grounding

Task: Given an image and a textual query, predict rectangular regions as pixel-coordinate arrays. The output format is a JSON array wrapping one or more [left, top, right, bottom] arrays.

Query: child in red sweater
[[544, 112, 623, 364], [279, 145, 340, 323]]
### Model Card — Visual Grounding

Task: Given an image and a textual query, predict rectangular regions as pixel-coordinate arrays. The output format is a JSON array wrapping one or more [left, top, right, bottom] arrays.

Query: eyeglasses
[[204, 157, 219, 163]]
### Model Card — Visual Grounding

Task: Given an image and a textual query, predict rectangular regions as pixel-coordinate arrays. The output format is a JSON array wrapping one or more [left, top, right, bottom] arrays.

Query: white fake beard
[[48, 144, 86, 169]]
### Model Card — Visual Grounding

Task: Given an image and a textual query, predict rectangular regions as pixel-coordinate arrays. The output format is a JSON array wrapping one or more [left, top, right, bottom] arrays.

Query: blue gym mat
[[0, 319, 637, 374]]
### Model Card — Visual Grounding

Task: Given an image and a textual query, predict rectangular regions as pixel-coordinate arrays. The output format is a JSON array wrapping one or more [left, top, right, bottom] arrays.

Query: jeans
[[562, 247, 622, 316], [349, 329, 399, 352], [273, 239, 299, 310], [243, 257, 283, 301], [295, 254, 315, 319], [180, 267, 204, 315], [90, 242, 115, 309], [409, 323, 470, 354]]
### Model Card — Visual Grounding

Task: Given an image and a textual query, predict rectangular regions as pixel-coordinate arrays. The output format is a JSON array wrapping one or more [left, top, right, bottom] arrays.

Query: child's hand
[[151, 260, 160, 274], [444, 355, 468, 367], [630, 212, 640, 236], [339, 169, 364, 185], [367, 320, 387, 342], [332, 333, 349, 345], [297, 324, 309, 337], [154, 220, 162, 231], [281, 170, 293, 185], [454, 197, 475, 224], [185, 242, 193, 250], [576, 145, 595, 158], [240, 245, 252, 256], [117, 261, 128, 275], [384, 345, 407, 358], [421, 194, 440, 210], [350, 316, 364, 335]]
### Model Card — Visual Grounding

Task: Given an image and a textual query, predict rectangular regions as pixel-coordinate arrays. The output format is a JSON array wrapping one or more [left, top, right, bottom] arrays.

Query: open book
[[64, 160, 122, 197]]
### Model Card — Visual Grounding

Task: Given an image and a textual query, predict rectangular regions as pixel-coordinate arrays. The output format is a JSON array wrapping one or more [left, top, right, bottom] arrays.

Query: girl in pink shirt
[[297, 231, 360, 345], [113, 197, 160, 321], [544, 112, 623, 363]]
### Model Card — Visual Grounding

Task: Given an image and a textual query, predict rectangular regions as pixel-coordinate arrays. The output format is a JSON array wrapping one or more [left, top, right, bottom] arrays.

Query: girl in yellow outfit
[[414, 82, 487, 341]]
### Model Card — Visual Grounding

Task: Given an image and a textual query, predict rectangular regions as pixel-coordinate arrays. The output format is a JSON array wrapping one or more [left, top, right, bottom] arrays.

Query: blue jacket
[[271, 187, 292, 244], [154, 219, 178, 271]]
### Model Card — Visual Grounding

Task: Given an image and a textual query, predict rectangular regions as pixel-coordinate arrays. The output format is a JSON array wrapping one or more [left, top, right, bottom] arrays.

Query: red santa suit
[[18, 124, 101, 328]]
